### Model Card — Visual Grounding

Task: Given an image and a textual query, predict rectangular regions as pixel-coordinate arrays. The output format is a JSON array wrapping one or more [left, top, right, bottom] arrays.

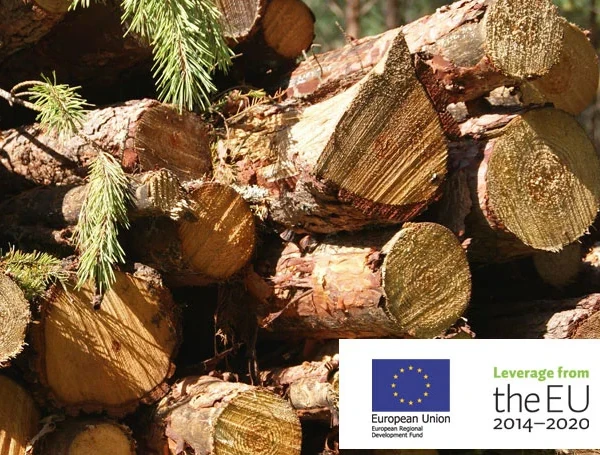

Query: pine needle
[[0, 248, 68, 301], [12, 73, 91, 138], [73, 152, 132, 296], [122, 0, 232, 111]]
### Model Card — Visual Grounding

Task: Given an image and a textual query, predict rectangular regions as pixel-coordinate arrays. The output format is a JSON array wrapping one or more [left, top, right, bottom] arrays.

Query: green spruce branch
[[0, 248, 68, 301], [71, 0, 232, 111], [73, 152, 132, 296]]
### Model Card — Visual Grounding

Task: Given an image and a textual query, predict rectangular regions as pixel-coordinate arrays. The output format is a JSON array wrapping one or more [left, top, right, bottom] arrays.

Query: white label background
[[339, 339, 600, 449]]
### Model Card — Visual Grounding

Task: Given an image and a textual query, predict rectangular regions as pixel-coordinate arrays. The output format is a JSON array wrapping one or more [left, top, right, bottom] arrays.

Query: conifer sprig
[[11, 73, 91, 137], [0, 248, 68, 301], [74, 152, 132, 296]]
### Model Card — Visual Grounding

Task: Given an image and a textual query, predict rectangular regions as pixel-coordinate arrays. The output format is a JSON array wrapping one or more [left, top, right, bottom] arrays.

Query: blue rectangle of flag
[[372, 359, 450, 412]]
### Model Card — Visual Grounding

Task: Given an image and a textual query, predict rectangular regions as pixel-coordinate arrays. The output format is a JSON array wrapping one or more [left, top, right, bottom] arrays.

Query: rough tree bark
[[0, 274, 30, 365], [436, 108, 600, 262], [31, 269, 180, 416], [0, 99, 212, 199], [473, 294, 600, 339], [222, 30, 448, 233], [247, 222, 471, 339], [284, 0, 575, 110], [0, 375, 40, 455], [36, 418, 136, 455], [0, 0, 71, 63], [151, 376, 302, 455]]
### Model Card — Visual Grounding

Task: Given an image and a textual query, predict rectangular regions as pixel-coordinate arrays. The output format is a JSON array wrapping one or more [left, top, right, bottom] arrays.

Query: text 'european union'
[[372, 359, 450, 412]]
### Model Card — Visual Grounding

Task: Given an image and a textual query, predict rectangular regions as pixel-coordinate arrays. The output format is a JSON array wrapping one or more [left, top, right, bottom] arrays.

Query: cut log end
[[32, 271, 179, 416], [382, 222, 471, 338], [0, 376, 40, 455], [213, 389, 301, 455], [135, 104, 213, 181], [314, 32, 447, 219], [216, 0, 264, 43], [486, 108, 600, 251], [262, 0, 315, 60], [483, 0, 563, 78], [0, 274, 30, 365], [175, 182, 256, 286], [521, 21, 599, 115], [37, 418, 136, 455]]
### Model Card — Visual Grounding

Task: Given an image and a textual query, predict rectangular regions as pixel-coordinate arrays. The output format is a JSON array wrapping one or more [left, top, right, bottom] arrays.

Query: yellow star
[[400, 368, 404, 373], [409, 365, 414, 370], [423, 374, 429, 379], [426, 383, 431, 388], [417, 368, 422, 373], [393, 374, 398, 379], [400, 398, 405, 403], [424, 392, 429, 397], [393, 392, 398, 397], [391, 383, 396, 388], [418, 398, 422, 403], [409, 401, 414, 406]]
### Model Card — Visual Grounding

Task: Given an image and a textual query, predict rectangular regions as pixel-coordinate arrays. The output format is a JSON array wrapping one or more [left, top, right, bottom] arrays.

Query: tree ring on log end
[[0, 274, 30, 364], [314, 33, 448, 220], [68, 422, 135, 455], [484, 0, 563, 78], [486, 108, 600, 251], [262, 0, 315, 60], [33, 272, 179, 416], [521, 21, 599, 115], [213, 389, 302, 455], [382, 222, 471, 338], [216, 0, 264, 43], [176, 183, 255, 285]]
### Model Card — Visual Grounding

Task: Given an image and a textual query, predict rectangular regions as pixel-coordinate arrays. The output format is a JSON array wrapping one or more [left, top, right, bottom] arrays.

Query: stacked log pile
[[1, 0, 599, 454]]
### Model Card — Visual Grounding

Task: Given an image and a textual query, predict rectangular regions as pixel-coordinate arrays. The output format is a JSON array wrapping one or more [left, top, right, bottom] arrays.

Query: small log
[[224, 30, 448, 233], [0, 375, 40, 455], [36, 417, 136, 455], [438, 108, 600, 262], [261, 357, 339, 421], [520, 20, 599, 115], [248, 222, 471, 338], [533, 243, 582, 289], [216, 0, 265, 44], [0, 99, 212, 198], [31, 269, 180, 416], [153, 376, 302, 455], [125, 182, 256, 287], [0, 0, 70, 63], [0, 274, 31, 365], [473, 293, 600, 339], [284, 0, 564, 104]]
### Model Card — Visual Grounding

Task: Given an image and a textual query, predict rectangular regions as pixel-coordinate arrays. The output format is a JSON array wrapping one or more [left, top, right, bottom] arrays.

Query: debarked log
[[247, 222, 471, 338]]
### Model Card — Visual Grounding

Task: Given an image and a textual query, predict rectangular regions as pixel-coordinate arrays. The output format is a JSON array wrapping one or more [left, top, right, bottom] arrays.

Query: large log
[[30, 269, 180, 416], [0, 99, 212, 198], [152, 375, 302, 455], [35, 417, 136, 455], [0, 375, 40, 455], [0, 274, 30, 365], [0, 0, 70, 63], [472, 293, 600, 339], [436, 108, 600, 262], [223, 30, 448, 233], [284, 0, 565, 105], [247, 222, 471, 338], [0, 176, 256, 287]]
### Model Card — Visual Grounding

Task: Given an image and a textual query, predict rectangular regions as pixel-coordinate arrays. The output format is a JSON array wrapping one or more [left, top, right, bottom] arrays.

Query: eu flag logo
[[372, 359, 450, 412]]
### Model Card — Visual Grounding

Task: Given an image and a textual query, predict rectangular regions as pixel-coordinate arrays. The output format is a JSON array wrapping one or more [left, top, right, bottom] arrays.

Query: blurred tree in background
[[305, 0, 599, 52]]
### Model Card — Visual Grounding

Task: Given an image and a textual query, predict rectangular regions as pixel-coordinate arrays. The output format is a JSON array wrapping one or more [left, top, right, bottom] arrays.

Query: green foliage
[[71, 0, 232, 112], [0, 248, 68, 301], [73, 152, 132, 296], [11, 73, 91, 137]]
